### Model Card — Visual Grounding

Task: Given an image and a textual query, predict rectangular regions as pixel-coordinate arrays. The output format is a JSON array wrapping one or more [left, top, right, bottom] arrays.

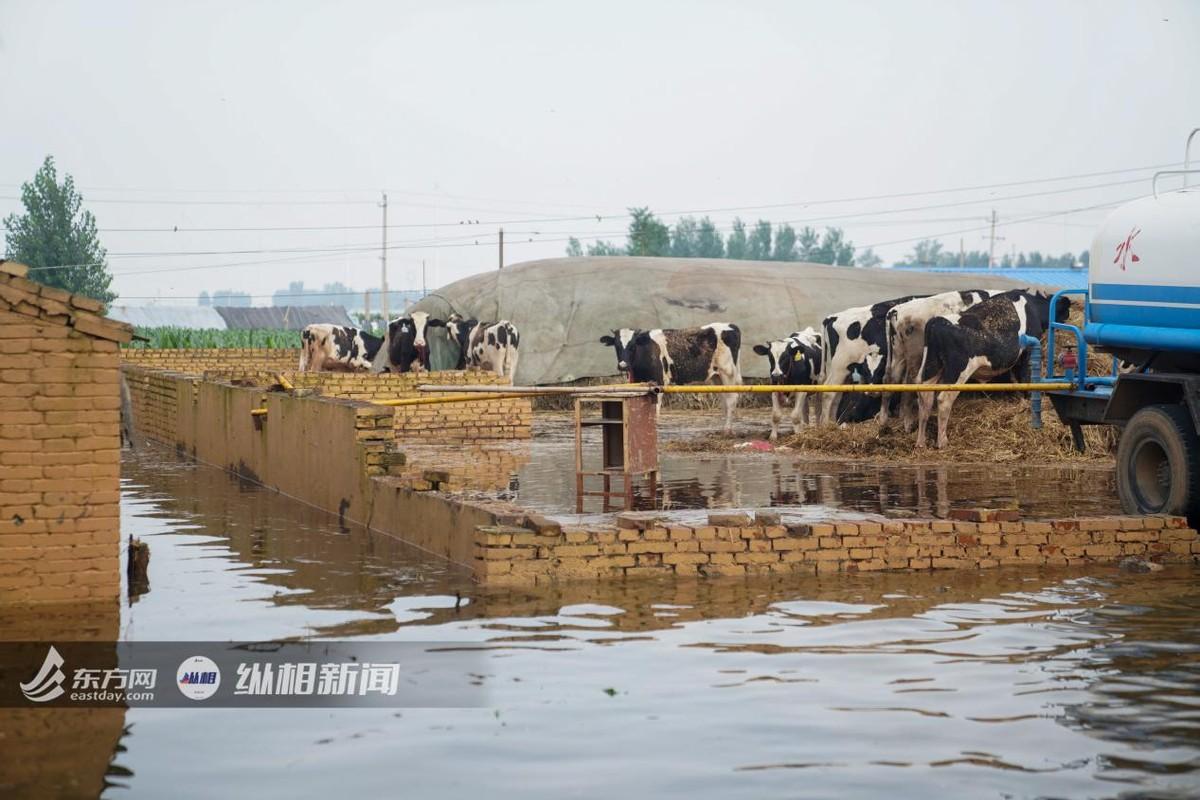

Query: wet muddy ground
[[6, 446, 1194, 799]]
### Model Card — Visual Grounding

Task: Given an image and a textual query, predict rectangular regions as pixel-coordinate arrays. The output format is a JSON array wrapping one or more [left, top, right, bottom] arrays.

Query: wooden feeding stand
[[574, 394, 659, 513]]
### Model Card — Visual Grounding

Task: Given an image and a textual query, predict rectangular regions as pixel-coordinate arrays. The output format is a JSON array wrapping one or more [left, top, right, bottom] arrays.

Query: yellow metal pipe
[[661, 382, 1073, 394], [250, 408, 269, 416], [275, 373, 294, 391]]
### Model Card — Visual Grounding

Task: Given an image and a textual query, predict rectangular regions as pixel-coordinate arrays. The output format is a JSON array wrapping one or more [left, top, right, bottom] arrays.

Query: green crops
[[124, 328, 303, 349]]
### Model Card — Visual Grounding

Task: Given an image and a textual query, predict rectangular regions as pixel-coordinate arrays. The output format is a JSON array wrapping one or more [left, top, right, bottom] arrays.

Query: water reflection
[[21, 445, 1189, 799]]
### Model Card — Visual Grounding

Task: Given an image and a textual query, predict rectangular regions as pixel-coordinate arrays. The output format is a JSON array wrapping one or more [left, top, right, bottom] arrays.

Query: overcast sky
[[2, 0, 1197, 306]]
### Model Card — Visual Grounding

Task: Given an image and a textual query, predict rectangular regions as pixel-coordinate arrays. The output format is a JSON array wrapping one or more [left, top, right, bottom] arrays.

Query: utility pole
[[422, 260, 427, 297], [959, 238, 965, 268], [380, 192, 389, 323], [364, 290, 371, 332], [498, 227, 504, 270], [987, 209, 998, 268]]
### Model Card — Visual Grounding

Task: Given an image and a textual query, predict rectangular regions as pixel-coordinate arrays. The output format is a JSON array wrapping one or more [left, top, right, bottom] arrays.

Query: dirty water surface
[[9, 445, 1198, 799], [509, 411, 1120, 521]]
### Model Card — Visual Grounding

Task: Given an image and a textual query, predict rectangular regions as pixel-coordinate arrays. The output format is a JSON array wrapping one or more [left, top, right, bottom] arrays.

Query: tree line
[[566, 208, 877, 267], [896, 239, 1090, 269]]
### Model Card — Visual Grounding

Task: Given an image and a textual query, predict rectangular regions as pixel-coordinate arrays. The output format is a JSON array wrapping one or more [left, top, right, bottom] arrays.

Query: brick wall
[[121, 347, 301, 373], [474, 509, 1200, 586], [0, 262, 132, 605]]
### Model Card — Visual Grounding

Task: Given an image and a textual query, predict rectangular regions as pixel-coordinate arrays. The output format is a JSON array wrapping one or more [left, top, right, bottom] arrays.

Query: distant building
[[107, 305, 354, 330]]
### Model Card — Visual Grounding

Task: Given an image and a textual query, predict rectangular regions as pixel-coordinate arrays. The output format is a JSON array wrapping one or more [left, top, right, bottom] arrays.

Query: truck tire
[[1116, 404, 1200, 522]]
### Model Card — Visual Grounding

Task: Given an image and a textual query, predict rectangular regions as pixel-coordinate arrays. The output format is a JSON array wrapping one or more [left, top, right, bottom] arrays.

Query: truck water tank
[[1088, 188, 1200, 352]]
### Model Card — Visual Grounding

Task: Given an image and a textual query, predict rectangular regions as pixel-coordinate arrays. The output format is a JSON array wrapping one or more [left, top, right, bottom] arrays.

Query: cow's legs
[[717, 368, 741, 434], [936, 358, 985, 449], [791, 391, 808, 432], [769, 392, 783, 441], [915, 347, 937, 448]]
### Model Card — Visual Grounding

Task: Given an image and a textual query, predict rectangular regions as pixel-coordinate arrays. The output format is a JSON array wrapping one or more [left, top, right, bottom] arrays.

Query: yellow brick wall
[[121, 347, 301, 373], [1, 304, 124, 605], [474, 512, 1200, 586]]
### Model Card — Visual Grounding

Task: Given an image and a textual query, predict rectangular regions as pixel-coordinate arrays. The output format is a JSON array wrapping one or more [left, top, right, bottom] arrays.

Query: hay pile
[[667, 394, 1116, 464]]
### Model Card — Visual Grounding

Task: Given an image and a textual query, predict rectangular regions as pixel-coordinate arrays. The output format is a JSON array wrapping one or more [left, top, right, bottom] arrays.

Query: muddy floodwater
[[10, 445, 1199, 799], [512, 412, 1120, 520]]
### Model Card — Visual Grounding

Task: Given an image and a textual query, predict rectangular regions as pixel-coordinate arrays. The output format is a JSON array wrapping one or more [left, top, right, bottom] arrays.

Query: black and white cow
[[377, 311, 445, 373], [752, 327, 822, 440], [879, 289, 993, 430], [599, 322, 743, 432], [468, 320, 520, 379], [299, 324, 384, 372], [819, 295, 925, 425], [445, 313, 480, 370], [915, 289, 1070, 449]]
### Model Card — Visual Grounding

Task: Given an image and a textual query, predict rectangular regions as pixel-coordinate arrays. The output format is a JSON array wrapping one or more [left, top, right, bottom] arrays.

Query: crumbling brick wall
[[121, 347, 301, 373], [0, 262, 132, 605]]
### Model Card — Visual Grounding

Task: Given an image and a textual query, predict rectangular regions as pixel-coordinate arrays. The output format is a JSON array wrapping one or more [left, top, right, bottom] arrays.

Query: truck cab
[[1046, 130, 1200, 522]]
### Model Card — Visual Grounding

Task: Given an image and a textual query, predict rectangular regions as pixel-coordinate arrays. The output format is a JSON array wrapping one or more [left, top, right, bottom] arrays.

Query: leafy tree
[[670, 216, 700, 257], [797, 226, 820, 261], [3, 156, 115, 304], [856, 247, 882, 268], [565, 237, 583, 257], [1079, 250, 1090, 268], [695, 217, 724, 258], [906, 239, 944, 266], [811, 227, 855, 266], [198, 290, 211, 307], [587, 240, 625, 256], [625, 207, 670, 256], [747, 220, 773, 261], [772, 224, 798, 261], [726, 218, 748, 259]]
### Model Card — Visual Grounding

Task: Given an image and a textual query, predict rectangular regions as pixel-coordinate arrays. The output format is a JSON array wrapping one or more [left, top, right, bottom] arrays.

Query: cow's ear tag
[[794, 352, 803, 361]]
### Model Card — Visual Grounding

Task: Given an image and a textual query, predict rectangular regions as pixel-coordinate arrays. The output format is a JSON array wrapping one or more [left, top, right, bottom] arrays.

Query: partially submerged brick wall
[[474, 510, 1200, 586], [0, 261, 133, 605]]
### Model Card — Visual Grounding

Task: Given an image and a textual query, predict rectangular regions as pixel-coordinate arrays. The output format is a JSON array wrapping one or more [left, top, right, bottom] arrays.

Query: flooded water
[[512, 412, 1120, 520], [7, 445, 1198, 799]]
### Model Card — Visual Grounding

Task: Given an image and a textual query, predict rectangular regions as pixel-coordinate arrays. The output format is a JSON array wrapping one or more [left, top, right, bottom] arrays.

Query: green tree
[[726, 218, 748, 259], [565, 237, 583, 257], [696, 217, 724, 258], [1079, 250, 1090, 268], [747, 220, 773, 260], [856, 247, 882, 268], [906, 239, 944, 266], [3, 156, 115, 304], [625, 207, 670, 256], [670, 216, 700, 257], [797, 226, 820, 261], [811, 227, 855, 266], [772, 224, 798, 261], [587, 240, 625, 256]]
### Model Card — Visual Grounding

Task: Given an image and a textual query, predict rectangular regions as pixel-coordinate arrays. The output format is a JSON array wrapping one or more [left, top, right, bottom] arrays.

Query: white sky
[[2, 0, 1197, 305]]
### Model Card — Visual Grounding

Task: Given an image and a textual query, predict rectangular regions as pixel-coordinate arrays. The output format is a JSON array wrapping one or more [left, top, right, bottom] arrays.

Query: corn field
[[123, 328, 302, 349]]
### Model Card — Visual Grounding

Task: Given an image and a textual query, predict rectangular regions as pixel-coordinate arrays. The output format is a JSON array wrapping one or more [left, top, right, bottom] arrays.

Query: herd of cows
[[297, 287, 1069, 449]]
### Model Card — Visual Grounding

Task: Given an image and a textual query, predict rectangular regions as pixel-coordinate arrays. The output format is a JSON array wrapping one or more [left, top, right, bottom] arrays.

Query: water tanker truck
[[1046, 129, 1200, 523]]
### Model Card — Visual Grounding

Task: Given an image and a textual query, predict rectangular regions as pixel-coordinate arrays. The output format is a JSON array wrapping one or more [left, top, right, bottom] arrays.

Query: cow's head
[[445, 313, 479, 369], [387, 311, 445, 372], [599, 328, 647, 379], [753, 340, 791, 383]]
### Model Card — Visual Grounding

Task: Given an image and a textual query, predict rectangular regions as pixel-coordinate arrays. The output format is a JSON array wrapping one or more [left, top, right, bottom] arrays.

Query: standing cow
[[599, 322, 742, 433], [468, 320, 521, 379], [752, 327, 822, 440], [915, 290, 1070, 448], [374, 311, 445, 373], [299, 324, 384, 372], [819, 295, 925, 425], [878, 290, 992, 430], [445, 313, 480, 370]]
